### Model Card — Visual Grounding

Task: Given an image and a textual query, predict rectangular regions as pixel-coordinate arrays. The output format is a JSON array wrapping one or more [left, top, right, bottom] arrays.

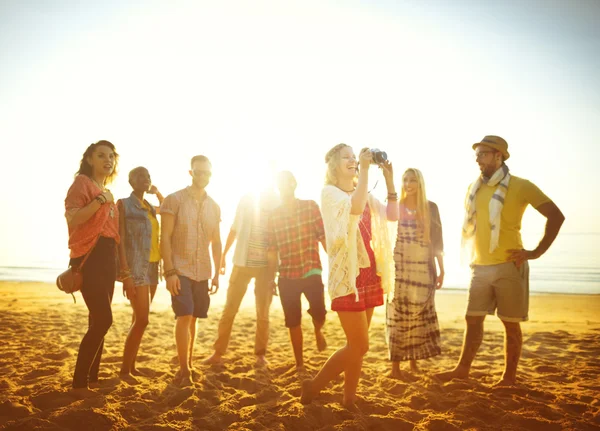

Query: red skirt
[[331, 203, 384, 312]]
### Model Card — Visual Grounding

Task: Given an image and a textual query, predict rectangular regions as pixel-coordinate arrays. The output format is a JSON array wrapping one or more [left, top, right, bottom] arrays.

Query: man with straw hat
[[435, 135, 565, 386]]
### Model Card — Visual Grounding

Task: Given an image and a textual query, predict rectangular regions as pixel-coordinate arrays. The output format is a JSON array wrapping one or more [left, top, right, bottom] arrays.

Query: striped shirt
[[161, 187, 221, 282]]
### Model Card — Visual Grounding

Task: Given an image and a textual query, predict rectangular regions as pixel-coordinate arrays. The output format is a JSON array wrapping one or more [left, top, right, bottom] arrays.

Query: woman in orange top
[[64, 140, 121, 394]]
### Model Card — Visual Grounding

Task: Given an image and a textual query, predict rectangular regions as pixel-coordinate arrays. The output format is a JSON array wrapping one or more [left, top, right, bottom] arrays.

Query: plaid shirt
[[161, 187, 221, 282], [267, 199, 325, 279]]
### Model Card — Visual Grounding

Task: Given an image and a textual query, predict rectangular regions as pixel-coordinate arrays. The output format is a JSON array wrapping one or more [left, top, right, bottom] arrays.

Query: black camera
[[370, 148, 387, 165]]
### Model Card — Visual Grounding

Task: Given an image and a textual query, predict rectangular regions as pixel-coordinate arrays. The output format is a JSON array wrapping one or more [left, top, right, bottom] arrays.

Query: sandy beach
[[0, 281, 599, 430]]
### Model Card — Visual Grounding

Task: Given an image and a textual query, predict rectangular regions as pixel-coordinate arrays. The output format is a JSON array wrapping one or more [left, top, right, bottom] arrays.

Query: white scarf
[[462, 164, 511, 255]]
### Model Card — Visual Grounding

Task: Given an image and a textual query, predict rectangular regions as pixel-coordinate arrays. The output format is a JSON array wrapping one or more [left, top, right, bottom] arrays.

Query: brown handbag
[[56, 239, 98, 302]]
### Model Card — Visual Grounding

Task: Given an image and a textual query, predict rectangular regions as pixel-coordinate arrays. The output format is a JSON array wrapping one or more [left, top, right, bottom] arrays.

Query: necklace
[[335, 185, 355, 193], [91, 178, 105, 191], [405, 207, 417, 215]]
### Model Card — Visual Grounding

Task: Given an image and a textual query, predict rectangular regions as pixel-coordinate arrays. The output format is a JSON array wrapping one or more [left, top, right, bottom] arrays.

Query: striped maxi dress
[[386, 208, 441, 361]]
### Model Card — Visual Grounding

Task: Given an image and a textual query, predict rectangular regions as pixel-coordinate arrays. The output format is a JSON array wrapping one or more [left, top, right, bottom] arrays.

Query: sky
[[0, 0, 599, 281]]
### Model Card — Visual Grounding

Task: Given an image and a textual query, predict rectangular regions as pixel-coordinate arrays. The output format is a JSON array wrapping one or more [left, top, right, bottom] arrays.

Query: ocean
[[0, 233, 598, 295]]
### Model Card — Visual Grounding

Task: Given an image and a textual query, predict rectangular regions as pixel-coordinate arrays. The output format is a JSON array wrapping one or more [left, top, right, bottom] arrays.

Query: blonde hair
[[324, 143, 351, 185], [401, 168, 431, 243]]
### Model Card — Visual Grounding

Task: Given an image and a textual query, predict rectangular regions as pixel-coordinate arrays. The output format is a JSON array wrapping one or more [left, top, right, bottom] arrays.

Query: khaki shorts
[[466, 261, 529, 323]]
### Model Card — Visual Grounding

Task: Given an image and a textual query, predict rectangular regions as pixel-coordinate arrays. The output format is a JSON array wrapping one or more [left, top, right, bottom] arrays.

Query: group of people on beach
[[63, 136, 564, 408]]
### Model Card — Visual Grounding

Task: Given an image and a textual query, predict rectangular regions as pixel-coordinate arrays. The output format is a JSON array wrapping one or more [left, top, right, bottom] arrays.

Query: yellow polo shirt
[[472, 175, 551, 265], [142, 201, 161, 263]]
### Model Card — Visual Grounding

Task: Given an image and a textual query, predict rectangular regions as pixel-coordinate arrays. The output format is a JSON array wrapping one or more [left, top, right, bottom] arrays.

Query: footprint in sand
[[22, 367, 61, 380], [31, 390, 78, 410], [43, 350, 71, 361]]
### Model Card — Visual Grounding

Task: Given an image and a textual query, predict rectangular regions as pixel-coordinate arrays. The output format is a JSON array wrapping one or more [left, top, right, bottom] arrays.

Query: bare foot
[[70, 387, 98, 399], [255, 355, 269, 367], [174, 371, 193, 388], [342, 397, 359, 412], [119, 374, 140, 385], [130, 368, 148, 377], [88, 381, 100, 389], [492, 377, 516, 388], [203, 352, 223, 365], [433, 368, 469, 382], [389, 369, 418, 382], [315, 331, 327, 352], [300, 380, 316, 404]]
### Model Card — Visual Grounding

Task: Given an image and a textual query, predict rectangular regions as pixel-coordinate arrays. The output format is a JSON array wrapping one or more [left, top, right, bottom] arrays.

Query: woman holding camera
[[64, 140, 121, 394], [301, 144, 398, 409], [386, 168, 444, 379], [118, 166, 164, 378]]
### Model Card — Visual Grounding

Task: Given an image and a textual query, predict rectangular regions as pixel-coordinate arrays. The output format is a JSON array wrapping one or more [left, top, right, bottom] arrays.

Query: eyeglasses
[[474, 151, 497, 161], [192, 169, 212, 177]]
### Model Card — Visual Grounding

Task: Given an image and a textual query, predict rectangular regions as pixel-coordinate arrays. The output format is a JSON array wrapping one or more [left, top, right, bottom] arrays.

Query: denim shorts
[[171, 275, 210, 318], [133, 262, 159, 287]]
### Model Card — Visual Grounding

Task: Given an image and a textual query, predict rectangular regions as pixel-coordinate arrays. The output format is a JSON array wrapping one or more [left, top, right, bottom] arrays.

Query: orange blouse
[[64, 175, 120, 258]]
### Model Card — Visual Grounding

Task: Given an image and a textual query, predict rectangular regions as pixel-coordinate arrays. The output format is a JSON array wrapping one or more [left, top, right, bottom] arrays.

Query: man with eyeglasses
[[160, 155, 222, 387], [435, 135, 564, 387]]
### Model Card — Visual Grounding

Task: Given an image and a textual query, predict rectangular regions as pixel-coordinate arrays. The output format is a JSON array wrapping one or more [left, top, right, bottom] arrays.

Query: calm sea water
[[1, 233, 598, 295]]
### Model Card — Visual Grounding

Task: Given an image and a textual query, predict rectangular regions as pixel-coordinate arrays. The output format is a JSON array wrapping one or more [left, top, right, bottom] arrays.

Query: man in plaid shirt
[[267, 171, 328, 369]]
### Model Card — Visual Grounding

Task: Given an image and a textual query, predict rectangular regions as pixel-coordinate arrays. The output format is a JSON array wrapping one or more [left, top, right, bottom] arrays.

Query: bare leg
[[175, 315, 193, 387], [410, 359, 419, 373], [120, 285, 150, 376], [494, 320, 522, 386], [301, 310, 369, 407], [289, 325, 304, 368], [188, 317, 197, 370], [391, 361, 401, 378], [313, 317, 327, 351], [434, 315, 485, 382]]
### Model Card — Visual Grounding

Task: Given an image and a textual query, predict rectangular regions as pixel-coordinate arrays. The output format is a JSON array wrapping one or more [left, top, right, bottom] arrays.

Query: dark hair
[[75, 140, 119, 185], [190, 155, 211, 168]]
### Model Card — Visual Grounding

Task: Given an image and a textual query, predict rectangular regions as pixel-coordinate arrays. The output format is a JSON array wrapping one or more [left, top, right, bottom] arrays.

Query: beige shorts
[[466, 261, 529, 323]]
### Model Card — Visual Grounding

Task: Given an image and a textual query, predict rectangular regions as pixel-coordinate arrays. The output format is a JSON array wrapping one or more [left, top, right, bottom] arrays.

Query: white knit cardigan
[[321, 185, 396, 302]]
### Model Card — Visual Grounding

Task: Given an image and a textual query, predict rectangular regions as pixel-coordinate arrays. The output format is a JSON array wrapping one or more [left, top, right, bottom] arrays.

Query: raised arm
[[381, 160, 398, 221], [350, 148, 372, 215]]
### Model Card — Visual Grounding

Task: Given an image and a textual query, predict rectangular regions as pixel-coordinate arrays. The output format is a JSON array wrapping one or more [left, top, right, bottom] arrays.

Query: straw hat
[[472, 135, 510, 160]]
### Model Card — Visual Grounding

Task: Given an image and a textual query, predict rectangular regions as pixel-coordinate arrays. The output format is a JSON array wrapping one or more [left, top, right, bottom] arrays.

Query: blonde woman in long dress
[[386, 168, 444, 379]]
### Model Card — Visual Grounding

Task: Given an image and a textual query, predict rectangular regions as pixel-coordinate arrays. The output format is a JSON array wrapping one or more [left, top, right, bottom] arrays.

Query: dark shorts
[[278, 275, 327, 328], [171, 276, 210, 318]]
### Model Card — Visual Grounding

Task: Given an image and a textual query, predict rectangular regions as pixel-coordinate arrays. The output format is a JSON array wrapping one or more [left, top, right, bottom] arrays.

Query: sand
[[0, 281, 599, 430]]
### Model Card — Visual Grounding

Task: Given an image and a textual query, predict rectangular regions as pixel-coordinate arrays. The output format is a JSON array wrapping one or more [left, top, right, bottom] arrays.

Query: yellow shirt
[[472, 175, 550, 265], [142, 201, 161, 262]]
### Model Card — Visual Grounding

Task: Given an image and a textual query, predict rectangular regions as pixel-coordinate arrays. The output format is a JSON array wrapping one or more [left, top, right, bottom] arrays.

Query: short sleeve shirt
[[161, 187, 221, 281], [473, 175, 551, 265]]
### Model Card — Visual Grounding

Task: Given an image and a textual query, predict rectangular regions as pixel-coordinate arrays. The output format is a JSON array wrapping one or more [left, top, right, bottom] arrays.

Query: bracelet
[[121, 275, 132, 281], [387, 192, 398, 201], [163, 269, 179, 278], [95, 195, 106, 205]]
